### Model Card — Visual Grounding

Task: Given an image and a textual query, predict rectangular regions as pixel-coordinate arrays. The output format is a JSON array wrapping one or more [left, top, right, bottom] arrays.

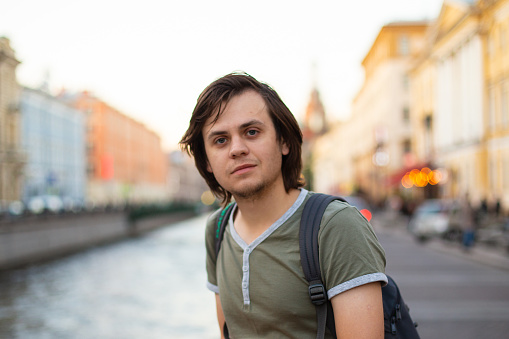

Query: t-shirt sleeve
[[318, 201, 387, 300], [205, 208, 221, 294]]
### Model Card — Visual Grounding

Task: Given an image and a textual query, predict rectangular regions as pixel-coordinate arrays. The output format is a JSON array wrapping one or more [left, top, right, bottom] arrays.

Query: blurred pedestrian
[[495, 199, 501, 218], [460, 195, 476, 251]]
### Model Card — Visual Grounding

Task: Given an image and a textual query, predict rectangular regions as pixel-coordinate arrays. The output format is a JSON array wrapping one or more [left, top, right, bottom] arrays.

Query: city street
[[374, 214, 509, 339], [2, 1, 509, 338]]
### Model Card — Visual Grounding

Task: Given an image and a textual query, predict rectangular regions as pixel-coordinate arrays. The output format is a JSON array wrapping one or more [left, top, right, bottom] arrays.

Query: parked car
[[8, 201, 25, 216], [0, 200, 25, 217], [27, 195, 64, 214], [344, 196, 373, 222], [408, 199, 461, 242], [62, 196, 84, 213]]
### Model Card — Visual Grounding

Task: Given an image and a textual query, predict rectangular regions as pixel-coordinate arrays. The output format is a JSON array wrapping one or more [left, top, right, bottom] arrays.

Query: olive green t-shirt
[[206, 189, 387, 338]]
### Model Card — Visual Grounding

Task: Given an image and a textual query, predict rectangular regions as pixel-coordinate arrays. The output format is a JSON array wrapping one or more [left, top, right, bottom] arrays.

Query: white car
[[408, 199, 459, 242]]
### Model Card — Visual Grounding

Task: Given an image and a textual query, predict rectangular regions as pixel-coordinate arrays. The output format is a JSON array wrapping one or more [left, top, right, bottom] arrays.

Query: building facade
[[480, 0, 509, 209], [409, 0, 508, 210], [0, 37, 25, 206], [315, 1, 509, 213], [167, 150, 209, 203], [431, 0, 485, 202], [313, 120, 358, 195], [19, 87, 86, 204], [70, 92, 168, 205], [410, 52, 436, 174], [314, 22, 429, 205]]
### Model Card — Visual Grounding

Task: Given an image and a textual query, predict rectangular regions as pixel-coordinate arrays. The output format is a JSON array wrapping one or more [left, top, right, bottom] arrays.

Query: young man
[[180, 72, 387, 338]]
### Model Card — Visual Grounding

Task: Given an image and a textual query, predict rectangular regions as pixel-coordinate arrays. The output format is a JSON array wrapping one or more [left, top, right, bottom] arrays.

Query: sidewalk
[[372, 210, 509, 272], [426, 237, 509, 272]]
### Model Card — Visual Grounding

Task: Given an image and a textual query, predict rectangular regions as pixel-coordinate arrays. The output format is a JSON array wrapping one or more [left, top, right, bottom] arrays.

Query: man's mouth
[[232, 164, 256, 175]]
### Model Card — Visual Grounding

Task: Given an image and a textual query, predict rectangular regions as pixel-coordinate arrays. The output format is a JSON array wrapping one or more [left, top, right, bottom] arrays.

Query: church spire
[[303, 63, 327, 139]]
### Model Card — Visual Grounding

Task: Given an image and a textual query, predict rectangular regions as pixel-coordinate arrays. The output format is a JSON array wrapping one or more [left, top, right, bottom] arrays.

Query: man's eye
[[215, 137, 227, 144], [247, 130, 258, 136]]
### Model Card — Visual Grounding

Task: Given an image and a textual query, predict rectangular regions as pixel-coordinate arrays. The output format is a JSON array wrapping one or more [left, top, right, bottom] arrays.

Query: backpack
[[215, 193, 420, 339]]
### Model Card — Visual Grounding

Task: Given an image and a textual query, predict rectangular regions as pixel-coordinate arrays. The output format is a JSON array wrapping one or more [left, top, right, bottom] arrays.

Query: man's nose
[[229, 136, 249, 158]]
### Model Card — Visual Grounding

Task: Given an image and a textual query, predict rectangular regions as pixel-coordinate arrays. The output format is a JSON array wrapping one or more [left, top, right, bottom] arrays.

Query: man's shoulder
[[305, 192, 351, 214], [303, 192, 367, 231], [205, 203, 238, 236], [208, 207, 223, 222], [205, 207, 224, 234]]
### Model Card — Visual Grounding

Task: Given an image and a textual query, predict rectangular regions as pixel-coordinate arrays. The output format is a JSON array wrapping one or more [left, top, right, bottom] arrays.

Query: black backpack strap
[[300, 193, 346, 339]]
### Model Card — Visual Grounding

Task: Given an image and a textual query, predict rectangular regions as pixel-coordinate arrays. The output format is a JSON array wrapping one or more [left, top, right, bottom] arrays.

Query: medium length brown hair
[[179, 71, 304, 205]]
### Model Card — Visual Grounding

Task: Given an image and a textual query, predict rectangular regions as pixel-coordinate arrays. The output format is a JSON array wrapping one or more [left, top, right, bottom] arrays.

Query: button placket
[[242, 246, 252, 305]]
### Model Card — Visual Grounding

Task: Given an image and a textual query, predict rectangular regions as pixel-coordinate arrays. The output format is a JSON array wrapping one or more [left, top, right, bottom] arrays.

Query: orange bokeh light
[[401, 173, 413, 188], [401, 167, 443, 188], [428, 169, 442, 185]]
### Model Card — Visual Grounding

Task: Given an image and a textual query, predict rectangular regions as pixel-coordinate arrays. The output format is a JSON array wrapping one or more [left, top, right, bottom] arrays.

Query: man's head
[[180, 71, 304, 205]]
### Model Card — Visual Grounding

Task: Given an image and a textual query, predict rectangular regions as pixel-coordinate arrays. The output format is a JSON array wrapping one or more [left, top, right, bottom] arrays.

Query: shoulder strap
[[215, 203, 236, 258], [214, 203, 236, 339], [300, 193, 347, 339]]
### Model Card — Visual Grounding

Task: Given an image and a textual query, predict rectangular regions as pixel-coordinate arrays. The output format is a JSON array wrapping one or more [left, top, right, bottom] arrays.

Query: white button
[[242, 283, 247, 288], [243, 266, 248, 272], [245, 248, 251, 253]]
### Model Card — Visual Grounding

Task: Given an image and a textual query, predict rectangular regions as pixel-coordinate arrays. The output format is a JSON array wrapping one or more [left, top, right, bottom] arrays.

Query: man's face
[[202, 90, 289, 200]]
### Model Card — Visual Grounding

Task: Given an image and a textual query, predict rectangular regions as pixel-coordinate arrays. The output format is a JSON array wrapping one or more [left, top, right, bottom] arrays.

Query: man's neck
[[232, 186, 301, 244]]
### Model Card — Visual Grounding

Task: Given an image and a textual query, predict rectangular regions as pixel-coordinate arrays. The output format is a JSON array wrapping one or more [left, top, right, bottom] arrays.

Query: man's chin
[[229, 183, 266, 200]]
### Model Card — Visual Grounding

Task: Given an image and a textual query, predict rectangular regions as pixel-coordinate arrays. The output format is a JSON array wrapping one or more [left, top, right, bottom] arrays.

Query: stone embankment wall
[[0, 211, 195, 270]]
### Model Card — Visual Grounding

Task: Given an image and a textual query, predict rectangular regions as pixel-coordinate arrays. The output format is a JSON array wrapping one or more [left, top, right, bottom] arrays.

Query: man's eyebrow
[[240, 119, 264, 129], [206, 129, 227, 141]]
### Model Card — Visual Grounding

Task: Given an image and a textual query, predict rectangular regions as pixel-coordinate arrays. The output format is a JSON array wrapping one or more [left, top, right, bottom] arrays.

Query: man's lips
[[231, 164, 256, 175]]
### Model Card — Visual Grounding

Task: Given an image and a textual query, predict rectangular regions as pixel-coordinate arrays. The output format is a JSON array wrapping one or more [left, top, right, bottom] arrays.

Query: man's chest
[[217, 232, 314, 319]]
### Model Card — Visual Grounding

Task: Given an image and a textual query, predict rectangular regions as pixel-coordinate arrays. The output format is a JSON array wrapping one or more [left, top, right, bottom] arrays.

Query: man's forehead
[[205, 91, 268, 127]]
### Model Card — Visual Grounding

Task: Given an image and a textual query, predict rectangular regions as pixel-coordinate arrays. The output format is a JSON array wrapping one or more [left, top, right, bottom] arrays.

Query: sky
[[0, 0, 444, 151]]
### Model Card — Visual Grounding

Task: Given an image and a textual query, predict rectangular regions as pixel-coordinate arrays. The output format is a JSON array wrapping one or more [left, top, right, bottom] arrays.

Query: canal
[[0, 214, 218, 339]]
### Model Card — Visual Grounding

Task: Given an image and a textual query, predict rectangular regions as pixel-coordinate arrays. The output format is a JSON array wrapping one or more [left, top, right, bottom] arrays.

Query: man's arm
[[215, 293, 226, 339], [330, 282, 383, 339]]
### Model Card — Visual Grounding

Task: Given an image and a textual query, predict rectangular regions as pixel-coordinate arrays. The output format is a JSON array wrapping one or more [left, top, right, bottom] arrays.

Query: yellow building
[[314, 1, 508, 213], [408, 0, 484, 203], [314, 120, 357, 195], [0, 37, 25, 206], [409, 55, 436, 172], [480, 0, 509, 211], [315, 22, 429, 204], [408, 50, 442, 202], [408, 0, 508, 212], [429, 0, 485, 204]]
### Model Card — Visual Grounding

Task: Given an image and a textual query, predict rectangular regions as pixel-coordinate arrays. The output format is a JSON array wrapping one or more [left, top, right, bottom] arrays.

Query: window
[[402, 75, 409, 90], [504, 154, 509, 190], [87, 165, 95, 175], [502, 80, 509, 127], [490, 157, 496, 192], [489, 86, 496, 129], [500, 25, 507, 51], [402, 139, 411, 153], [424, 115, 432, 130], [488, 34, 495, 57], [502, 156, 508, 191], [399, 35, 410, 56], [402, 106, 410, 123]]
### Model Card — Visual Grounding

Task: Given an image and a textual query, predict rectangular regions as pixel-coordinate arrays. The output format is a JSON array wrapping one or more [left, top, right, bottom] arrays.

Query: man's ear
[[281, 140, 290, 156], [206, 160, 213, 173]]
